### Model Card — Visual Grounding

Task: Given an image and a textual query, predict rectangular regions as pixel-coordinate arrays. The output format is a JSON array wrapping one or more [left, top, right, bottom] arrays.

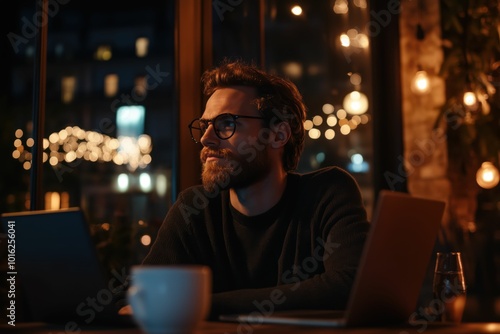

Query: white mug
[[127, 265, 212, 334]]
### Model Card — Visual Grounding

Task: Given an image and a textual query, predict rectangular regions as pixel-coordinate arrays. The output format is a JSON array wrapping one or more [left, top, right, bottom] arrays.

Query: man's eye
[[217, 119, 235, 129]]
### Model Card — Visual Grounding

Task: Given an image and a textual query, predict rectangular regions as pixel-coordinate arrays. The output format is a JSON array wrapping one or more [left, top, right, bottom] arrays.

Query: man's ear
[[270, 122, 291, 148]]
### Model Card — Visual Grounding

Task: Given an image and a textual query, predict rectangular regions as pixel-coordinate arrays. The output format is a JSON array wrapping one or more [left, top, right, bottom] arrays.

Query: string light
[[476, 161, 500, 189], [411, 70, 431, 94], [291, 5, 303, 16], [12, 126, 153, 171], [343, 91, 369, 115], [463, 91, 477, 107]]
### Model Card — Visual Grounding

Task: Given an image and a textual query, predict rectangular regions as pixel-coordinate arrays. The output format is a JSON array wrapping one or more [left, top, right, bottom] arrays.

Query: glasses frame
[[188, 113, 267, 143]]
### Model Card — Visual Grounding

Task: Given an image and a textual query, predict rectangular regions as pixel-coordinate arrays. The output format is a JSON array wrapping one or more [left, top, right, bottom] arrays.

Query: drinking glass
[[432, 252, 467, 323]]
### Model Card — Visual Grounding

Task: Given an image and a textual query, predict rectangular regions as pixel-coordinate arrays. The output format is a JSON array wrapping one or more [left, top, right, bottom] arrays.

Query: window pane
[[211, 0, 375, 213], [2, 1, 176, 273]]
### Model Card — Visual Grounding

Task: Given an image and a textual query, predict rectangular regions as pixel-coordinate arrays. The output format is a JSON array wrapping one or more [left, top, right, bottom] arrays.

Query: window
[[95, 45, 112, 61], [104, 74, 119, 97], [134, 76, 147, 97], [61, 76, 76, 103], [135, 37, 149, 57]]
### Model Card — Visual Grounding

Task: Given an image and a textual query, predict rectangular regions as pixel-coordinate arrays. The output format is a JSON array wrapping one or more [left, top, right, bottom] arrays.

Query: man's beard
[[200, 147, 271, 193]]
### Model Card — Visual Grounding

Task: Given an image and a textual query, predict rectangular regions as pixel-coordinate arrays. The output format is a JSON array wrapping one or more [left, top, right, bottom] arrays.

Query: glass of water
[[432, 252, 467, 323]]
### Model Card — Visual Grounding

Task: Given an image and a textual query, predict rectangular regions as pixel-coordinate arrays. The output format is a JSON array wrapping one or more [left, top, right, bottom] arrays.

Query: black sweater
[[142, 166, 370, 318]]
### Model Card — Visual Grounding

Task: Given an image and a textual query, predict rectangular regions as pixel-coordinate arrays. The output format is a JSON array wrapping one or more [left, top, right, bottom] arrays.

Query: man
[[121, 60, 369, 319]]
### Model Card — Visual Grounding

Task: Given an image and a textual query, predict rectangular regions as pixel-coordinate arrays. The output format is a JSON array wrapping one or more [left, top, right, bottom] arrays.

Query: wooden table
[[2, 321, 500, 333]]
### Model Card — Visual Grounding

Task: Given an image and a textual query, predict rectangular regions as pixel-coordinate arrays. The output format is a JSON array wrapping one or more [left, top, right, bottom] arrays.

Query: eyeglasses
[[188, 113, 266, 143]]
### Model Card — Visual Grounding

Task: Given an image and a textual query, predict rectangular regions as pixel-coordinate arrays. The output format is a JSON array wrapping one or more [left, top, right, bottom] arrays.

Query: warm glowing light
[[61, 76, 76, 103], [308, 128, 321, 139], [325, 129, 335, 140], [350, 73, 362, 86], [141, 235, 152, 246], [45, 192, 60, 210], [139, 173, 152, 192], [105, 74, 119, 97], [282, 62, 303, 79], [333, 0, 348, 14], [351, 115, 361, 125], [12, 125, 153, 171], [337, 109, 347, 119], [340, 124, 351, 135], [463, 91, 477, 106], [322, 103, 335, 114], [95, 45, 112, 61], [343, 91, 369, 115], [304, 120, 313, 130], [476, 162, 500, 189], [135, 37, 149, 57], [340, 34, 350, 47], [312, 115, 323, 126], [326, 115, 338, 127], [353, 0, 367, 8], [291, 5, 302, 15], [411, 71, 431, 94], [485, 323, 500, 332]]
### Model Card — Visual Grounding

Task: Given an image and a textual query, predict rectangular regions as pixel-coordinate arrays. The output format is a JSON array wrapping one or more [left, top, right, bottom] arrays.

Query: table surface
[[2, 321, 500, 334]]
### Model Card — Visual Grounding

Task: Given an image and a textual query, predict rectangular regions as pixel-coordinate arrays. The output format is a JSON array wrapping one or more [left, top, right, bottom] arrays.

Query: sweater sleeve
[[210, 167, 370, 319]]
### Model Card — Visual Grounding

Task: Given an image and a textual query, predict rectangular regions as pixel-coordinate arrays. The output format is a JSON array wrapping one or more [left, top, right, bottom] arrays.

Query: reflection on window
[[104, 74, 119, 97], [135, 37, 149, 57], [61, 76, 76, 103], [134, 76, 147, 97], [60, 191, 70, 208], [44, 191, 70, 209], [95, 45, 112, 61], [45, 192, 59, 210]]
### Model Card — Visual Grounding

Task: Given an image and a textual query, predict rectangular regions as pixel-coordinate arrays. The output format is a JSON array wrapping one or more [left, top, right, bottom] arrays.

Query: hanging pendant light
[[411, 70, 431, 95], [476, 162, 500, 189]]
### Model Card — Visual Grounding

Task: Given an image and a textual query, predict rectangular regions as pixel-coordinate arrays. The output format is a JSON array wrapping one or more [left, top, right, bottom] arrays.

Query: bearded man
[[123, 60, 370, 319]]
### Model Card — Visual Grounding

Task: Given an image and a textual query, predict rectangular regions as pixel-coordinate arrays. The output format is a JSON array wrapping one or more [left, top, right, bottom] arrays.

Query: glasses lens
[[189, 119, 204, 143], [214, 114, 236, 139]]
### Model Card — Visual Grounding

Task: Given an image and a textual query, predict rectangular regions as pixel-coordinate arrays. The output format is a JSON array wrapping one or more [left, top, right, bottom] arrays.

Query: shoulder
[[162, 185, 228, 232], [173, 185, 227, 217], [289, 166, 364, 205], [176, 185, 224, 203], [292, 166, 359, 188]]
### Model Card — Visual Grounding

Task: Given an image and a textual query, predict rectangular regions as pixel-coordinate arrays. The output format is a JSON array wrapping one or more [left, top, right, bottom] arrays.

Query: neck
[[229, 168, 288, 216]]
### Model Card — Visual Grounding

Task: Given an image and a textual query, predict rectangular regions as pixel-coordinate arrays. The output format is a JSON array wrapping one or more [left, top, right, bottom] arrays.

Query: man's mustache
[[200, 148, 230, 163]]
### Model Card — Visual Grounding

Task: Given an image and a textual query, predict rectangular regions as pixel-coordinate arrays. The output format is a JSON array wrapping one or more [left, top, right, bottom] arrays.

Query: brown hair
[[201, 59, 307, 171]]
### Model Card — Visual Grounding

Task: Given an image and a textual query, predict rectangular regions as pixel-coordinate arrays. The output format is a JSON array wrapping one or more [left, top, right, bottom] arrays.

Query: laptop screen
[[1, 208, 117, 323]]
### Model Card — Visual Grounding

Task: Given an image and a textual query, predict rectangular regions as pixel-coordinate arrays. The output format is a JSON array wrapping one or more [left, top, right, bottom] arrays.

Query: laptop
[[218, 190, 446, 328], [0, 208, 136, 328]]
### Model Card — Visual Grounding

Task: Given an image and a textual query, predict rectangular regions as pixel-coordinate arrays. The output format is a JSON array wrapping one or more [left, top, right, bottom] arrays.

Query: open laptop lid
[[344, 190, 446, 326], [219, 190, 446, 328], [0, 208, 130, 325]]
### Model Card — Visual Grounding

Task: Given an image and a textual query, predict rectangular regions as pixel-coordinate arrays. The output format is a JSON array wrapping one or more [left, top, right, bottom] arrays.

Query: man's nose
[[200, 123, 219, 147]]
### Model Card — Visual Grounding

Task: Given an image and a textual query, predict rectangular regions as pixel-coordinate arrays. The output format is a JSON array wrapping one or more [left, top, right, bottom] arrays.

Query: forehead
[[203, 86, 258, 118]]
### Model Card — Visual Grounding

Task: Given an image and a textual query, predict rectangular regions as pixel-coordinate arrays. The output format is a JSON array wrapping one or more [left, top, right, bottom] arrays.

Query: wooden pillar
[[173, 0, 212, 199]]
